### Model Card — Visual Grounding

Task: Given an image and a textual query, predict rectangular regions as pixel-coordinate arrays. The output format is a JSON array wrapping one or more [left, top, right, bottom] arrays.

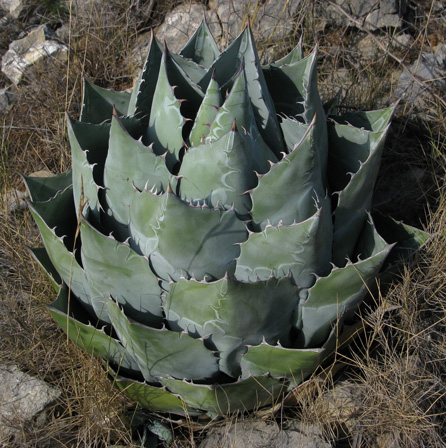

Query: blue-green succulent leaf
[[298, 216, 393, 347], [162, 376, 284, 418], [199, 27, 285, 155], [189, 74, 221, 147], [251, 119, 327, 229], [106, 300, 219, 382], [206, 67, 277, 173], [165, 276, 299, 377], [179, 128, 257, 213], [28, 188, 108, 321], [130, 190, 247, 281], [114, 376, 203, 416], [80, 219, 164, 327], [81, 79, 130, 123], [331, 124, 389, 266], [180, 19, 220, 69], [22, 171, 72, 203], [103, 113, 171, 226], [49, 284, 139, 373], [235, 203, 332, 286], [143, 52, 184, 169], [240, 341, 323, 385], [28, 247, 61, 292], [128, 32, 163, 118]]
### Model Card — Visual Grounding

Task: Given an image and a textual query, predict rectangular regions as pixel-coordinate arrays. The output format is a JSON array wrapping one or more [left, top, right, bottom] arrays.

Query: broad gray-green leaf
[[235, 204, 332, 286], [298, 217, 393, 347], [332, 106, 394, 132], [332, 125, 389, 266], [189, 74, 221, 147], [165, 276, 299, 377], [22, 171, 72, 203], [130, 190, 247, 281], [81, 79, 130, 123], [114, 377, 203, 416], [80, 219, 163, 327], [103, 113, 171, 225], [171, 53, 207, 84], [251, 120, 326, 229], [128, 32, 163, 117], [162, 376, 284, 418], [179, 128, 257, 213], [106, 300, 219, 382], [143, 52, 184, 169], [206, 67, 277, 172], [180, 19, 220, 69], [240, 342, 323, 386], [28, 247, 61, 292], [49, 284, 139, 373], [199, 27, 284, 155], [68, 116, 102, 221], [164, 47, 205, 118], [28, 188, 107, 321], [327, 122, 383, 193], [263, 50, 327, 174]]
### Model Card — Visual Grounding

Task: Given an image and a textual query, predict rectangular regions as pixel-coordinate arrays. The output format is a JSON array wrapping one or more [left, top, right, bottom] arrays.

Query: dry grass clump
[[0, 0, 445, 446]]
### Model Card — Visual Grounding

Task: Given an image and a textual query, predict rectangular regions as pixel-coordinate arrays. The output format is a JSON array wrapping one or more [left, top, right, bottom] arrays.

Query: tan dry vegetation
[[0, 0, 445, 446]]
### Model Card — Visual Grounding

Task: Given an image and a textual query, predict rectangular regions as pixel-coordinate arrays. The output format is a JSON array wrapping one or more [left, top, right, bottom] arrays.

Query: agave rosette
[[24, 22, 428, 418]]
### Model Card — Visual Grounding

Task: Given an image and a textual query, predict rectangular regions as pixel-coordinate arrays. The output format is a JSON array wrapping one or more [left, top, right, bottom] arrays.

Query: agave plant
[[24, 21, 427, 418]]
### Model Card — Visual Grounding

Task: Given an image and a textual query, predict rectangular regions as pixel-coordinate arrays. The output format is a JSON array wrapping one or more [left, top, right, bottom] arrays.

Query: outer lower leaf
[[143, 52, 184, 169], [22, 171, 72, 203], [81, 79, 130, 123], [162, 376, 284, 418], [49, 284, 139, 373], [189, 74, 221, 147], [179, 128, 257, 213], [128, 32, 163, 118], [199, 27, 285, 155], [28, 189, 107, 321], [297, 217, 393, 347], [130, 190, 247, 281], [331, 125, 389, 266], [240, 342, 323, 385], [331, 106, 394, 132], [165, 276, 299, 377], [106, 300, 219, 382], [114, 377, 203, 416], [235, 204, 332, 287], [180, 19, 220, 69], [80, 219, 164, 327], [28, 247, 61, 292], [372, 212, 430, 270], [327, 122, 383, 193], [251, 120, 327, 229], [103, 113, 171, 225]]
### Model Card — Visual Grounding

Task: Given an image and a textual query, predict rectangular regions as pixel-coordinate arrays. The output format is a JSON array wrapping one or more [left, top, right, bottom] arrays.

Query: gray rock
[[0, 0, 25, 19], [323, 0, 407, 29], [1, 25, 68, 85], [0, 85, 17, 112], [395, 51, 446, 109], [155, 3, 221, 54], [198, 420, 332, 448], [0, 365, 60, 442], [210, 0, 303, 45]]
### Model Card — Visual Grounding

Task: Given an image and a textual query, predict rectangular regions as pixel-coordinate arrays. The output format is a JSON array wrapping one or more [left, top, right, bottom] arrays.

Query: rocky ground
[[0, 1, 445, 447]]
